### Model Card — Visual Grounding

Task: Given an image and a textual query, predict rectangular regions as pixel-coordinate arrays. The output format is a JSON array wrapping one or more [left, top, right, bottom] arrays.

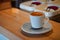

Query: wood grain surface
[[0, 8, 60, 40], [0, 0, 60, 40]]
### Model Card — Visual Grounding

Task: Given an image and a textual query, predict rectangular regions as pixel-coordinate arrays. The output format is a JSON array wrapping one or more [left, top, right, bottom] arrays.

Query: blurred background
[[0, 0, 60, 10], [0, 0, 60, 23]]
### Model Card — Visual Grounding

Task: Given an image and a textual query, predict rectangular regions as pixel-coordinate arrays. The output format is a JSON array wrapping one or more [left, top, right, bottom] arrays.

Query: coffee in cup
[[31, 12, 44, 16]]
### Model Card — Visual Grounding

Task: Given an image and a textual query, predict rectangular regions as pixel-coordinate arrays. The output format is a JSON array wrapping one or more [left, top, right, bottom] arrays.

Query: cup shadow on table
[[21, 29, 53, 38]]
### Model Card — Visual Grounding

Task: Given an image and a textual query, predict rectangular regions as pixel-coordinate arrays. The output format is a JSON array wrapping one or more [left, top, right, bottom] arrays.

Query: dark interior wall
[[0, 0, 10, 3], [0, 0, 31, 10], [0, 0, 31, 3]]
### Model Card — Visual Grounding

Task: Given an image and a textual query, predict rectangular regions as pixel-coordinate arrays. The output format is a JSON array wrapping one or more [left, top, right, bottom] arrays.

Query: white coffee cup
[[30, 12, 49, 29]]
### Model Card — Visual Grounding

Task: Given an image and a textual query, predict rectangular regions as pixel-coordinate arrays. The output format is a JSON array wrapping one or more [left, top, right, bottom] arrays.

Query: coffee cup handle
[[44, 17, 49, 24]]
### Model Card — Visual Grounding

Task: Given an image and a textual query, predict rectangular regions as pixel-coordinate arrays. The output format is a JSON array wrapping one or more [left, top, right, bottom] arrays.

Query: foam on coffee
[[31, 12, 44, 16]]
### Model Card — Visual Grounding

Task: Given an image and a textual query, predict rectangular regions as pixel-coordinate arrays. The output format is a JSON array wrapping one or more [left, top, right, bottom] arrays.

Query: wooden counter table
[[0, 8, 60, 40]]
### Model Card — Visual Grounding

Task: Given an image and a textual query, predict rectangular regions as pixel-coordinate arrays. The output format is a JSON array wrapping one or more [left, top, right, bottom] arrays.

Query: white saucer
[[21, 22, 52, 34]]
